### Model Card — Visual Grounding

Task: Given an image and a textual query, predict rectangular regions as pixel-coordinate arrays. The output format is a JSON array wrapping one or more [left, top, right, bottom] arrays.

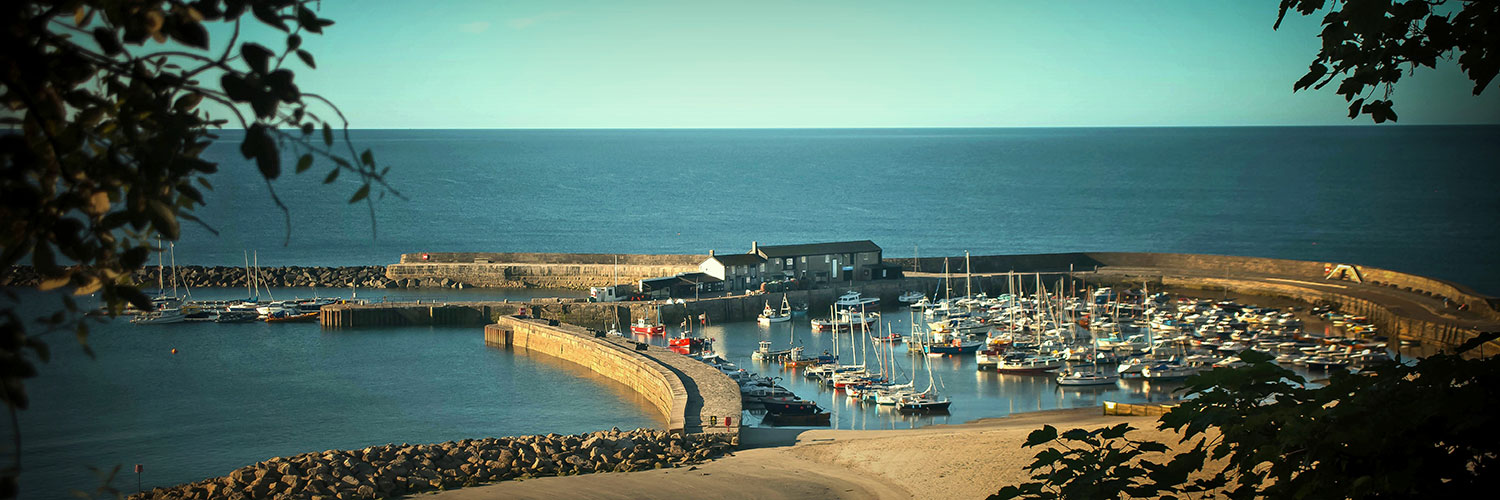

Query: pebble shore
[[130, 428, 734, 500]]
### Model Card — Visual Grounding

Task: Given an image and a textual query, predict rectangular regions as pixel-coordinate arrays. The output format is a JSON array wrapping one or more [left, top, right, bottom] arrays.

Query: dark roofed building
[[755, 240, 882, 258], [752, 240, 885, 284], [639, 272, 723, 299]]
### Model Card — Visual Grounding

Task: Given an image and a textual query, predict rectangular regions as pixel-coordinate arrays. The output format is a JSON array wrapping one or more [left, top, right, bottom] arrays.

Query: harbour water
[[13, 287, 666, 498]]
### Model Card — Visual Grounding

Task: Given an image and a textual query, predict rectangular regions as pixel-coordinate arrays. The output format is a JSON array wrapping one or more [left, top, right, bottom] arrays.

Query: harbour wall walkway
[[483, 316, 741, 436]]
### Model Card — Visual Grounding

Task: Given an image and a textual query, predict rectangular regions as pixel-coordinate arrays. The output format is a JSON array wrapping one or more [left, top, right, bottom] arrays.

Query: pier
[[485, 316, 742, 436]]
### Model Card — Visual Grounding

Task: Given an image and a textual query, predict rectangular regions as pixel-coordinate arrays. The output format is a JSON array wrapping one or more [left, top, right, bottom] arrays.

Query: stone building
[[699, 251, 768, 292]]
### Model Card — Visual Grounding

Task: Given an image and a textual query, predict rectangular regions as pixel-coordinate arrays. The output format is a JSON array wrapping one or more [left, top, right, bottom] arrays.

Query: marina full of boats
[[643, 275, 1402, 430], [126, 248, 366, 325], [127, 294, 360, 325]]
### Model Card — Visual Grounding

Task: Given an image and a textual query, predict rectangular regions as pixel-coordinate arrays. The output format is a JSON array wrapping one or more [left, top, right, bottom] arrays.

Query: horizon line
[[208, 123, 1500, 132]]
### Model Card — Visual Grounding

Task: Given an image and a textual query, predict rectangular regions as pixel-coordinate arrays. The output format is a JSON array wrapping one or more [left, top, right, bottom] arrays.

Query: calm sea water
[[13, 287, 663, 498], [185, 126, 1500, 293]]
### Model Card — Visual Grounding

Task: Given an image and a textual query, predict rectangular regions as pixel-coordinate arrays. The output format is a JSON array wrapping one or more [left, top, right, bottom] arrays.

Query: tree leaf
[[360, 149, 374, 166], [322, 122, 333, 146], [323, 168, 340, 184], [92, 27, 122, 56], [241, 43, 273, 75], [148, 199, 181, 239], [296, 154, 313, 173], [244, 125, 279, 179], [175, 21, 209, 49], [1025, 425, 1058, 447], [297, 49, 316, 69], [116, 285, 154, 313], [251, 4, 288, 31], [348, 184, 369, 203]]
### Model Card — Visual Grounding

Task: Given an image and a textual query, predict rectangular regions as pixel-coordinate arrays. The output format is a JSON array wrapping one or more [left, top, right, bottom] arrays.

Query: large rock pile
[[134, 265, 394, 289], [129, 428, 734, 500], [1, 265, 399, 289]]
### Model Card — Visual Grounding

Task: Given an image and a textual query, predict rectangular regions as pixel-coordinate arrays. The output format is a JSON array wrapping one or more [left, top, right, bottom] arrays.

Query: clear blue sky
[[212, 0, 1499, 128]]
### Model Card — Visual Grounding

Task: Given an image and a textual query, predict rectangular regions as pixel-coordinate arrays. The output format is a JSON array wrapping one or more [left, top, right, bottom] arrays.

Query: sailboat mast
[[244, 251, 252, 300], [156, 239, 164, 294], [830, 306, 838, 363], [944, 258, 951, 302], [169, 242, 180, 298], [965, 250, 971, 299]]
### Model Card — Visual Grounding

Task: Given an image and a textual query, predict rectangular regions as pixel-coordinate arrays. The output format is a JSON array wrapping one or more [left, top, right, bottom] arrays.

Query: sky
[[205, 0, 1500, 128]]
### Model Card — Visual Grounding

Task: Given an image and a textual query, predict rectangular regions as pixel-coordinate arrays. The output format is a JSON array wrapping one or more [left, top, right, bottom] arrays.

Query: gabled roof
[[756, 240, 881, 258], [707, 253, 766, 266]]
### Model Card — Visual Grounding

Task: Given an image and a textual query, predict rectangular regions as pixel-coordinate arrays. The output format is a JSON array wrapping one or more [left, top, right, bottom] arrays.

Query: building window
[[759, 263, 765, 272], [824, 255, 830, 263], [800, 256, 806, 264]]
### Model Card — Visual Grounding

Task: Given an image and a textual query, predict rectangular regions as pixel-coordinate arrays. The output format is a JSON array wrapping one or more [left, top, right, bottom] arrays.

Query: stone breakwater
[[2, 265, 416, 289], [130, 428, 734, 500]]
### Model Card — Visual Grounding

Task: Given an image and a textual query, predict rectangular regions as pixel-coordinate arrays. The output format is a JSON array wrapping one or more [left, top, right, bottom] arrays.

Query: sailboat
[[757, 296, 792, 324], [1058, 322, 1120, 386], [897, 341, 952, 412], [132, 240, 186, 324]]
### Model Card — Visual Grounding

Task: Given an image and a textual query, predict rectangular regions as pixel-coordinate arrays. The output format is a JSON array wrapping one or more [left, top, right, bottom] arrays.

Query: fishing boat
[[667, 330, 713, 349], [761, 397, 822, 415], [212, 311, 260, 323], [1140, 362, 1198, 380], [810, 310, 879, 332], [266, 310, 319, 323], [834, 290, 880, 311], [995, 354, 1065, 373], [761, 410, 831, 426], [757, 297, 792, 324], [751, 340, 800, 361], [630, 315, 666, 335], [1056, 370, 1119, 386], [897, 291, 925, 303], [922, 338, 984, 355], [131, 307, 186, 325]]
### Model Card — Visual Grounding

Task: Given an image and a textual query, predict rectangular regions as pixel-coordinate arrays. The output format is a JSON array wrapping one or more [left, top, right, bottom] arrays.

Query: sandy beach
[[421, 407, 1180, 500]]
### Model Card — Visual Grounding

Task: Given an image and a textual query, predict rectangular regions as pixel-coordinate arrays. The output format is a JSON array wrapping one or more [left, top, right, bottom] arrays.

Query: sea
[[12, 126, 1500, 497]]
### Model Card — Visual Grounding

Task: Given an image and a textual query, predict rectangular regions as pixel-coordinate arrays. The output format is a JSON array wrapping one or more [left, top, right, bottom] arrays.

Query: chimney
[[751, 240, 758, 254], [709, 249, 715, 257]]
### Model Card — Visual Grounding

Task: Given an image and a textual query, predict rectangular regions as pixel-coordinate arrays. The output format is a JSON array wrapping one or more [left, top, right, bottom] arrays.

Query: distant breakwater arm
[[1, 265, 395, 289], [384, 252, 706, 290]]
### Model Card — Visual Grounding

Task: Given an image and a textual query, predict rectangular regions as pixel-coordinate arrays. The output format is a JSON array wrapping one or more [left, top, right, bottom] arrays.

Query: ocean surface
[[11, 126, 1499, 497], [184, 126, 1500, 293]]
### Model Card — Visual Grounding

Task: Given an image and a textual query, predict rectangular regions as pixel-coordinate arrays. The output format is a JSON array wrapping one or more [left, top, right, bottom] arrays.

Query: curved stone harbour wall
[[485, 317, 690, 434]]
